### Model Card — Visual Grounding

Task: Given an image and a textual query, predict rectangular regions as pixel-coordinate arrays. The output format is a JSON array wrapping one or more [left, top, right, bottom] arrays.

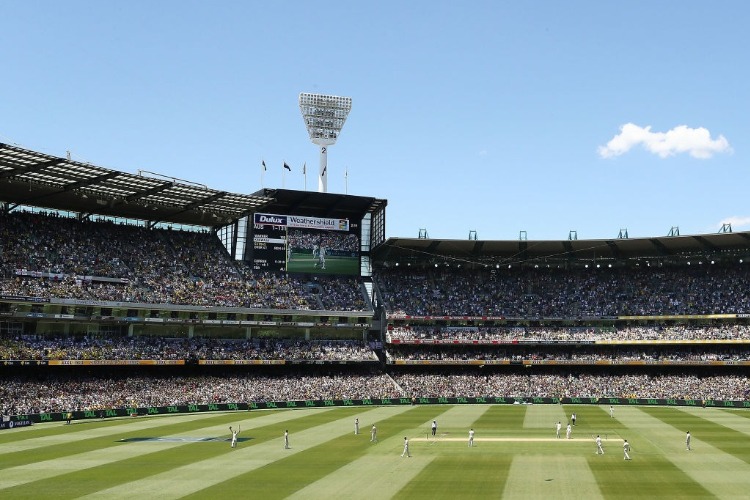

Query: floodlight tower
[[299, 92, 352, 193]]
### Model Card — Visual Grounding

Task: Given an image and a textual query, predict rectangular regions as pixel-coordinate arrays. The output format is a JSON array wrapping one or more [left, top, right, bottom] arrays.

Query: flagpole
[[345, 167, 348, 194], [303, 162, 307, 191], [261, 160, 266, 188]]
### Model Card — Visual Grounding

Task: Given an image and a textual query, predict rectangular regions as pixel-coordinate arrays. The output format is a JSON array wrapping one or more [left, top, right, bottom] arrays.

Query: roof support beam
[[0, 158, 65, 179]]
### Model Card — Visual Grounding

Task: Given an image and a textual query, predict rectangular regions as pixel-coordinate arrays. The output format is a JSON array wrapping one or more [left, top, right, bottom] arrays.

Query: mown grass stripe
[[472, 404, 526, 431], [0, 412, 222, 454], [180, 406, 436, 499], [561, 405, 627, 441], [0, 409, 308, 494], [523, 403, 566, 429], [676, 406, 750, 436], [419, 404, 489, 440], [610, 406, 747, 498], [395, 453, 510, 500], [80, 406, 416, 499], [504, 455, 602, 499], [289, 451, 436, 499], [641, 406, 750, 466], [286, 406, 490, 499]]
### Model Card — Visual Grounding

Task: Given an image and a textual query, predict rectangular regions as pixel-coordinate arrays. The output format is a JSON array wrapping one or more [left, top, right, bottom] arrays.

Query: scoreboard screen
[[251, 215, 288, 272], [249, 213, 360, 275]]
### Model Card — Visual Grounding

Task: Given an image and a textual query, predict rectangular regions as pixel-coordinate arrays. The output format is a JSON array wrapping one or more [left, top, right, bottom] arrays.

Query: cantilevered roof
[[373, 232, 750, 267], [251, 188, 386, 221], [0, 143, 275, 227]]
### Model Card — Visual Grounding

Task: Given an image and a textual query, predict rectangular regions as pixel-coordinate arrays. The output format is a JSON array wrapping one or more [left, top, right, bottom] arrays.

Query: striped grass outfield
[[2, 405, 750, 499]]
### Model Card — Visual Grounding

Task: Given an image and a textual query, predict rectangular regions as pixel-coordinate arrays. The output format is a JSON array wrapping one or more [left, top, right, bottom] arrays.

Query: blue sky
[[1, 1, 748, 240]]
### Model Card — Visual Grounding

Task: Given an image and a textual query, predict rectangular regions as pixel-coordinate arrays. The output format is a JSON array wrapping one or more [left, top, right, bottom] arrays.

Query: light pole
[[299, 92, 352, 193]]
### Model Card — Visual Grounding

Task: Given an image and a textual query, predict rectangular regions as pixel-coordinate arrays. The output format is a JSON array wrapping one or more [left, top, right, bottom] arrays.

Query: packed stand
[[376, 265, 750, 317], [0, 211, 369, 311], [386, 345, 750, 363], [391, 372, 750, 400], [0, 336, 376, 362], [387, 325, 750, 342], [0, 371, 400, 416], [3, 372, 749, 417]]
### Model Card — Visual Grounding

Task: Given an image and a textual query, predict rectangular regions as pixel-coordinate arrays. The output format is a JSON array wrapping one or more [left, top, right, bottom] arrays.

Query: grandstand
[[1, 142, 750, 422]]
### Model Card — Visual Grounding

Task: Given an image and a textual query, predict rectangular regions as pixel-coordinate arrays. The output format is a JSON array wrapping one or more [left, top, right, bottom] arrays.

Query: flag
[[262, 160, 266, 171], [283, 162, 291, 171], [302, 162, 306, 175]]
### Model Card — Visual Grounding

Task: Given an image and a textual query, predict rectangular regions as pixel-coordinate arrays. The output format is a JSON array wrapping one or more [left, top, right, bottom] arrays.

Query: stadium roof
[[0, 142, 275, 227], [251, 188, 387, 221], [374, 232, 750, 267]]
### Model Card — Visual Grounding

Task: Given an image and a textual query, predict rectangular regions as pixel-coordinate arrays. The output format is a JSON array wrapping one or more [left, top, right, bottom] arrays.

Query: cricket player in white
[[556, 421, 562, 438], [230, 425, 240, 448], [468, 428, 475, 447], [319, 246, 326, 269], [284, 429, 290, 449], [401, 436, 410, 457], [623, 439, 631, 460], [431, 420, 437, 438], [686, 431, 691, 451], [595, 435, 604, 455], [371, 424, 378, 442], [566, 423, 572, 439], [610, 405, 614, 418], [355, 418, 359, 435]]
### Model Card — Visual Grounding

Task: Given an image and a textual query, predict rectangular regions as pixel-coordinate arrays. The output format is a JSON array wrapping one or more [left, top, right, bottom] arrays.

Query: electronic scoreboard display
[[250, 213, 360, 275]]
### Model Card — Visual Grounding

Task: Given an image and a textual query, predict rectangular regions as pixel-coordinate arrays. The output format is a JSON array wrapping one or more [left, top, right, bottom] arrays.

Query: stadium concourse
[[2, 145, 750, 419]]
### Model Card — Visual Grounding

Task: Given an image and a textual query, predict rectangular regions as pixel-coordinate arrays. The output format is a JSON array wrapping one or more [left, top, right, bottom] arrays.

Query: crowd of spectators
[[391, 372, 750, 400], [0, 371, 400, 416], [387, 324, 750, 342], [386, 345, 750, 363], [0, 336, 376, 362], [3, 371, 748, 417], [0, 211, 369, 311], [287, 229, 359, 254], [376, 265, 750, 317], [4, 211, 750, 419]]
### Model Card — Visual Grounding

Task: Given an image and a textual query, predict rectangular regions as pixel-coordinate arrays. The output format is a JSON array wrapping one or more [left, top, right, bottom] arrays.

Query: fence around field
[[4, 395, 750, 426]]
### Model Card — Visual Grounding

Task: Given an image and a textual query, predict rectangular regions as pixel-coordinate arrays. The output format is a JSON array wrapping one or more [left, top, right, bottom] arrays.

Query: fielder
[[686, 431, 691, 451], [284, 429, 290, 449], [355, 418, 359, 435], [230, 425, 240, 448], [371, 424, 378, 442], [595, 435, 604, 455], [566, 423, 572, 439], [468, 428, 475, 447], [556, 421, 562, 438], [401, 436, 411, 457], [623, 439, 631, 460]]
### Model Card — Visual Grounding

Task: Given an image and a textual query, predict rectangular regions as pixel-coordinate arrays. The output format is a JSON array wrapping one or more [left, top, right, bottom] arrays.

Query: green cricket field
[[2, 404, 749, 499]]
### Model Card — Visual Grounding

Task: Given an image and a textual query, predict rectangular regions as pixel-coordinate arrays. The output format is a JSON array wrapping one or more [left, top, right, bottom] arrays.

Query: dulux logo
[[257, 215, 285, 224]]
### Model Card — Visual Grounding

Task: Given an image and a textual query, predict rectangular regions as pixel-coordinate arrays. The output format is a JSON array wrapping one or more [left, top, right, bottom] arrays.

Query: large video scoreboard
[[250, 213, 360, 275]]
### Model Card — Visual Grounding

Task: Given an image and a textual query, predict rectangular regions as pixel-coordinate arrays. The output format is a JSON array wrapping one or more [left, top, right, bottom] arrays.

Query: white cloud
[[598, 123, 732, 159], [718, 216, 750, 231]]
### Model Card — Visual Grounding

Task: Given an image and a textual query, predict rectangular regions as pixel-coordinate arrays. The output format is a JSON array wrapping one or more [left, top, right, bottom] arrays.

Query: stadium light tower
[[299, 92, 352, 193]]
